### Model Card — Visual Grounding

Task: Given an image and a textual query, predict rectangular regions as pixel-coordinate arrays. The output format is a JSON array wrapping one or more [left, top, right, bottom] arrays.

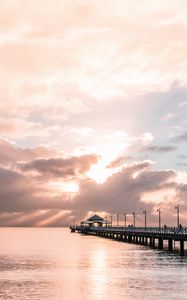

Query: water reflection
[[0, 228, 187, 300], [89, 249, 108, 297]]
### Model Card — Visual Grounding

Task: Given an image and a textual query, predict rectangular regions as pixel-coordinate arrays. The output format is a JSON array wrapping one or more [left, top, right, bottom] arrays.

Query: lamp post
[[123, 213, 127, 227], [116, 214, 119, 227], [132, 212, 135, 227], [110, 215, 113, 227], [72, 216, 76, 227], [157, 208, 161, 228], [175, 205, 180, 227], [105, 216, 108, 227], [143, 210, 147, 228]]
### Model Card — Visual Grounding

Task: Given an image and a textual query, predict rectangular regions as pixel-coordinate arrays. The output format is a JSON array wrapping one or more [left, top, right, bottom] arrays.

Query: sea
[[0, 228, 187, 300]]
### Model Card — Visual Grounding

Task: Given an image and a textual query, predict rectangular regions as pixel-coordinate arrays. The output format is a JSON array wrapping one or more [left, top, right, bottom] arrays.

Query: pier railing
[[76, 225, 187, 235]]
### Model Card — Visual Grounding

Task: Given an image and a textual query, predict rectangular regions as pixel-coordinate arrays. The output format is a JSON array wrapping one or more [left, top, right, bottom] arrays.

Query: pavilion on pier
[[81, 214, 110, 227]]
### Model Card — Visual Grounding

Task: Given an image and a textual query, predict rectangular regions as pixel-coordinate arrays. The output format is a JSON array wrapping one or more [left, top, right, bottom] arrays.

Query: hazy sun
[[86, 145, 125, 183], [75, 137, 129, 184], [49, 181, 79, 193], [87, 161, 114, 184], [63, 182, 79, 193]]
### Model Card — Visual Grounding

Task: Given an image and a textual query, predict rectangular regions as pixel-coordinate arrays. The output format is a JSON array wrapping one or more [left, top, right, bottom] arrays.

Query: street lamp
[[175, 205, 180, 227], [72, 216, 76, 227], [143, 210, 147, 228], [132, 212, 135, 227], [157, 208, 161, 228], [110, 215, 113, 227], [105, 216, 108, 227], [123, 213, 127, 227], [116, 214, 119, 227]]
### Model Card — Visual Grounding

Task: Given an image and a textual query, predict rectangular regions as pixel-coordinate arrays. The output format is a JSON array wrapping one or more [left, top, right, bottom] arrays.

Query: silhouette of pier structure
[[70, 215, 187, 256]]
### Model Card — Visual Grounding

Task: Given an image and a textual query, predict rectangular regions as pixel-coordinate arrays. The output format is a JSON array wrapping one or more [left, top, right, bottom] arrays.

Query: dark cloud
[[19, 154, 98, 178], [0, 156, 184, 227], [144, 145, 177, 153], [0, 160, 177, 225], [0, 167, 57, 212], [73, 163, 176, 213]]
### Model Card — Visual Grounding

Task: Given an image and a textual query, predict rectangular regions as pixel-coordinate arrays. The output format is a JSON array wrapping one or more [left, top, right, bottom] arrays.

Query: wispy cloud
[[145, 145, 178, 153], [174, 132, 187, 141]]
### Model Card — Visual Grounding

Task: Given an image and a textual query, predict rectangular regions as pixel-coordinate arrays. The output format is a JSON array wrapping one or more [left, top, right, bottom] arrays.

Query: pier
[[71, 215, 187, 255]]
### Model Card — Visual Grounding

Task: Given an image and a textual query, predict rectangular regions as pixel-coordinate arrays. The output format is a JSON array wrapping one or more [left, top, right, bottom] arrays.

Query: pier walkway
[[73, 225, 187, 255]]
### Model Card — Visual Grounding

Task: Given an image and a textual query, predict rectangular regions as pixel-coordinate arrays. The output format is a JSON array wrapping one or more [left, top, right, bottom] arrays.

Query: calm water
[[0, 228, 187, 300]]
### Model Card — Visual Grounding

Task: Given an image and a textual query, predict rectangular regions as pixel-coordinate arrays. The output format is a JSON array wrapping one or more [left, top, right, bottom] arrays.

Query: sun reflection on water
[[88, 248, 108, 298]]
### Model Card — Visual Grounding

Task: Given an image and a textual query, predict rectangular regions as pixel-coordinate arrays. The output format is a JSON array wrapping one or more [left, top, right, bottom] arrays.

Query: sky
[[0, 0, 187, 227]]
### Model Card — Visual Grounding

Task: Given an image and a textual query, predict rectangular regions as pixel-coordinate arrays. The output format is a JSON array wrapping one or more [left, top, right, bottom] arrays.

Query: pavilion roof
[[86, 214, 104, 222]]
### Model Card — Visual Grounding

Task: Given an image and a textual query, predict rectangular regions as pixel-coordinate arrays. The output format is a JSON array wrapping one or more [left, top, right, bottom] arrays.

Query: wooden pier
[[73, 225, 187, 255]]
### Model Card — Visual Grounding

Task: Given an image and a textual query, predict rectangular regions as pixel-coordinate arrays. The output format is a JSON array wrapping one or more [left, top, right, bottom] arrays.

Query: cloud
[[0, 159, 180, 226], [0, 167, 48, 212], [70, 162, 178, 222], [70, 127, 94, 137], [174, 132, 187, 141], [107, 155, 133, 168], [145, 145, 177, 153], [179, 101, 187, 108], [163, 113, 178, 121], [0, 138, 57, 164], [19, 154, 98, 179]]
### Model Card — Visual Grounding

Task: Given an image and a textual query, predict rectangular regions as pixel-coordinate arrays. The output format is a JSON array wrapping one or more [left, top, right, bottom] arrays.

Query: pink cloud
[[0, 139, 57, 164]]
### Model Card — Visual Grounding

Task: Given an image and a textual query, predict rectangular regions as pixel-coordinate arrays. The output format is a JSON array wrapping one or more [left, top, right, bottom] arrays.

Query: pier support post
[[180, 240, 184, 256], [158, 238, 163, 249], [149, 237, 155, 247], [168, 239, 173, 251], [77, 227, 185, 257]]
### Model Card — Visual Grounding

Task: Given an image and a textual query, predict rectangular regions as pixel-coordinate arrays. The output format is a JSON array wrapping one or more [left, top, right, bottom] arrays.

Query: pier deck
[[73, 226, 187, 255]]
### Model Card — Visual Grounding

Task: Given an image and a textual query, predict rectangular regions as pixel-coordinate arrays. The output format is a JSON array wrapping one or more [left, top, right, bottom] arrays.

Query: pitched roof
[[87, 214, 104, 222]]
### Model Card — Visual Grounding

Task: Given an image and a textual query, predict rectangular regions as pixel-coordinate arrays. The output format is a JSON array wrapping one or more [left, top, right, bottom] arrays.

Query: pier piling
[[74, 225, 187, 256]]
